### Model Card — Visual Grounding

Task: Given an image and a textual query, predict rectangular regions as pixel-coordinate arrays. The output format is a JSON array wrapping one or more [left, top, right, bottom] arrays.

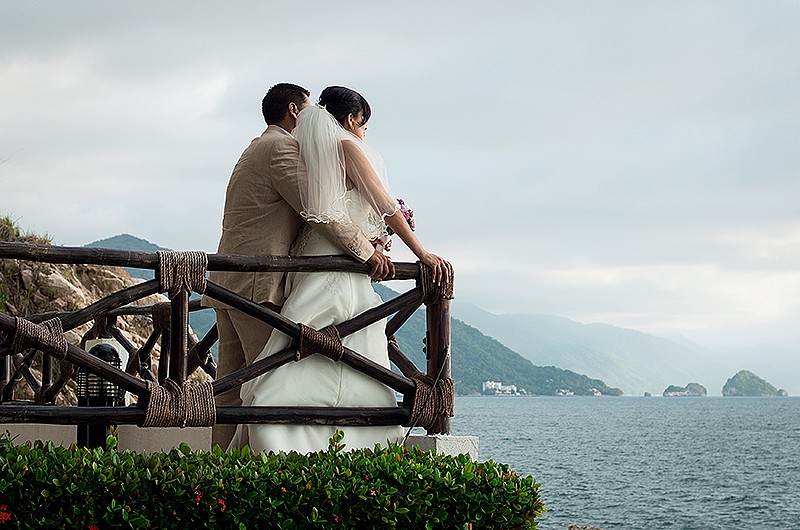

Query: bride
[[233, 86, 451, 454]]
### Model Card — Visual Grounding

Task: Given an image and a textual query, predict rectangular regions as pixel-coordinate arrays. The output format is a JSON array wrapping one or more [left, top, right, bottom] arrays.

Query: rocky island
[[722, 370, 788, 397], [663, 382, 707, 397]]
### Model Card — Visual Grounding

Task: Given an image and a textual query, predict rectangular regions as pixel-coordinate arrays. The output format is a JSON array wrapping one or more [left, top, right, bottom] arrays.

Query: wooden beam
[[0, 404, 411, 426]]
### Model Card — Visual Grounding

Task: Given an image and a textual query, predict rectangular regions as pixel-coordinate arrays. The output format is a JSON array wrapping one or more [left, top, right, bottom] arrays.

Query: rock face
[[0, 256, 209, 405], [722, 370, 784, 397], [663, 382, 707, 397]]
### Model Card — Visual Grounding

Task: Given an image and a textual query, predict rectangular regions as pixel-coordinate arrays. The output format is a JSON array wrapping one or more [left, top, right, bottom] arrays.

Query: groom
[[203, 83, 394, 449]]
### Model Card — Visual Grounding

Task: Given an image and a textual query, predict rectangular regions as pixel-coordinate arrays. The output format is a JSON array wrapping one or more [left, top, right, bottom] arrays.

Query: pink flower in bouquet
[[387, 198, 415, 236]]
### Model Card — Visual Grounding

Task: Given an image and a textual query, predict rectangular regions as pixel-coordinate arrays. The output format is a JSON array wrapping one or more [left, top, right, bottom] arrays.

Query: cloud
[[2, 0, 800, 352]]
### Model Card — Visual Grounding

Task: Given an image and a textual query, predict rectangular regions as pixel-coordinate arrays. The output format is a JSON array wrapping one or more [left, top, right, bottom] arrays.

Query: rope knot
[[12, 317, 68, 359], [142, 379, 216, 428], [295, 324, 343, 362], [406, 373, 455, 431], [157, 250, 208, 297], [419, 262, 454, 306]]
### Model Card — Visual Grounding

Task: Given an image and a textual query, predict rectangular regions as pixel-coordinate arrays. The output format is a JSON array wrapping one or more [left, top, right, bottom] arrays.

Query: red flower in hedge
[[334, 516, 341, 523], [281, 487, 287, 493], [0, 504, 11, 524], [194, 488, 203, 504], [369, 490, 377, 497], [364, 475, 369, 481], [217, 499, 226, 511], [87, 524, 99, 530]]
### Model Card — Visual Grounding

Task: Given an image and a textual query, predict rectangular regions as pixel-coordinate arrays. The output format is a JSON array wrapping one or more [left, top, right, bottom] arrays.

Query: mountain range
[[451, 303, 799, 396], [371, 284, 621, 396], [451, 303, 714, 396], [84, 234, 797, 396], [84, 234, 620, 396]]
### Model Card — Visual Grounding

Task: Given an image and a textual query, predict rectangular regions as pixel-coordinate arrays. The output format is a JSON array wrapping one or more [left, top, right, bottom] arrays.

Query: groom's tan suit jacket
[[203, 125, 374, 309]]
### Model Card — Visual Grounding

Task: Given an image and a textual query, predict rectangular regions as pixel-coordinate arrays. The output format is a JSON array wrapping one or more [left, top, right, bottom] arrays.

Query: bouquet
[[387, 198, 415, 235], [373, 199, 414, 255]]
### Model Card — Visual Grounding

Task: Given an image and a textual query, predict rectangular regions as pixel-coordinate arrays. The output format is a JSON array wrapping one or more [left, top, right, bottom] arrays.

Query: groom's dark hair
[[262, 83, 310, 125]]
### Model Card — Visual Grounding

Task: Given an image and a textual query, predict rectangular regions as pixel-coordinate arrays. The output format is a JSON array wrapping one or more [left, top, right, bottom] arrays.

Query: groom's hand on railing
[[367, 249, 395, 281]]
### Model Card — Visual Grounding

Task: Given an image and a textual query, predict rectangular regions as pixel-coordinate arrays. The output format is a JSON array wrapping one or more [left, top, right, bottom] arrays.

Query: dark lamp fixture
[[76, 343, 122, 401]]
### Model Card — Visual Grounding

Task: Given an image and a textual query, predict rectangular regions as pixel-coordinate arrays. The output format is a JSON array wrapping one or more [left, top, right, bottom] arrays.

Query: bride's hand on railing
[[420, 252, 452, 286]]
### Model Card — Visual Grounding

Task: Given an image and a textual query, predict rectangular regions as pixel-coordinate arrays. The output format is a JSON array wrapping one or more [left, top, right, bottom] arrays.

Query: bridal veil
[[293, 104, 399, 241]]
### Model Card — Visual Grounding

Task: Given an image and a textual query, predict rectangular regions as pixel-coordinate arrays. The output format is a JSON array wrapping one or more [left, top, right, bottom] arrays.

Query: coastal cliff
[[0, 216, 209, 405]]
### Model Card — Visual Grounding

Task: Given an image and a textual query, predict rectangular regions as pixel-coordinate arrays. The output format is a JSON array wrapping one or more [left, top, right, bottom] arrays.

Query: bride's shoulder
[[339, 133, 366, 149], [339, 137, 366, 159]]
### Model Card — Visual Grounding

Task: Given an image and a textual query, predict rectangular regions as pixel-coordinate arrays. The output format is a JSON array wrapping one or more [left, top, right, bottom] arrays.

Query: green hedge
[[0, 431, 544, 529]]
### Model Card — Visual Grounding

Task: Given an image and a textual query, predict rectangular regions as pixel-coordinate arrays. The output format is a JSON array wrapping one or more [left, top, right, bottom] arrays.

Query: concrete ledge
[[4, 424, 478, 460], [1, 424, 211, 453], [2, 424, 77, 447], [404, 434, 479, 459], [117, 425, 211, 453]]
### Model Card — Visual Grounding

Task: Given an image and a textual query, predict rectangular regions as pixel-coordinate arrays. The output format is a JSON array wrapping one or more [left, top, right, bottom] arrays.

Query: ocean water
[[451, 396, 800, 530]]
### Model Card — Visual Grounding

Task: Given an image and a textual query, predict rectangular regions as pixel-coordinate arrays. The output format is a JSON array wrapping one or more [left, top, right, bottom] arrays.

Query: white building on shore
[[482, 380, 524, 395]]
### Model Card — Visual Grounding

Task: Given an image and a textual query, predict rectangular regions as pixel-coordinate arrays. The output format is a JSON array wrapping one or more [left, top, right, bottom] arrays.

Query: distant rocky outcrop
[[722, 370, 786, 397], [663, 382, 707, 397]]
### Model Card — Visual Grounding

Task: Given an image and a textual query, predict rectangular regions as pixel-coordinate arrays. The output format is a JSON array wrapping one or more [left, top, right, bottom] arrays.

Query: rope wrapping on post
[[419, 262, 455, 306], [295, 323, 344, 362], [142, 379, 216, 428], [151, 301, 172, 332], [405, 372, 455, 431], [157, 250, 208, 297], [11, 317, 68, 360]]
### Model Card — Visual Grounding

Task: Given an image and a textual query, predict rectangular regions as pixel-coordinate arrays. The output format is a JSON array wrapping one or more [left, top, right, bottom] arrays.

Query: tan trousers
[[212, 305, 277, 450]]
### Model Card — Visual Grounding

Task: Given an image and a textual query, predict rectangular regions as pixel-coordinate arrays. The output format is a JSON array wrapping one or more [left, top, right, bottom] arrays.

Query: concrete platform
[[404, 434, 479, 459], [3, 424, 478, 460]]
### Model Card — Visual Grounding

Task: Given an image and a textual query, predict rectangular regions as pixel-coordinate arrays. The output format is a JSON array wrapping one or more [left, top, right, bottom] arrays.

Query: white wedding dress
[[234, 192, 404, 454]]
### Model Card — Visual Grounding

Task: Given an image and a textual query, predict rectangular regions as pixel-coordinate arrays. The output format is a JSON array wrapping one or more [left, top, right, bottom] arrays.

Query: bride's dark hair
[[319, 86, 371, 127]]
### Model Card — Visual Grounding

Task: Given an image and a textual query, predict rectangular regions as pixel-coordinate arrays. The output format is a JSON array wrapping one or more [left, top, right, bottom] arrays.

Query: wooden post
[[425, 297, 452, 434], [39, 349, 52, 404], [158, 329, 170, 384], [0, 347, 9, 393], [169, 288, 189, 383]]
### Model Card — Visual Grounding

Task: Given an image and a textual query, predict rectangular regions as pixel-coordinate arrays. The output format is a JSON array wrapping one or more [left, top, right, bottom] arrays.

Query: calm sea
[[450, 396, 800, 530]]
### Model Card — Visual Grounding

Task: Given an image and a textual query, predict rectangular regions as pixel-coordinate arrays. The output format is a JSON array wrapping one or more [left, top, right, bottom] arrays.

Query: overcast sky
[[2, 1, 799, 353]]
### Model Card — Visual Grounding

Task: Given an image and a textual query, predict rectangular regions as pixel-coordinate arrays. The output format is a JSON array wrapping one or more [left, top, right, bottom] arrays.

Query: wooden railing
[[0, 241, 453, 435]]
